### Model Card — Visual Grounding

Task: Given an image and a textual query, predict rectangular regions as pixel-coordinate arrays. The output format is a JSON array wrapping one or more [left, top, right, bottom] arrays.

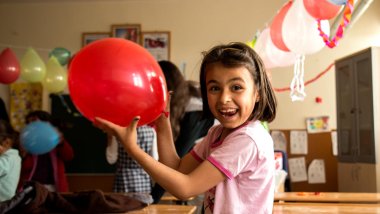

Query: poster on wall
[[306, 116, 330, 133], [142, 31, 170, 61], [10, 83, 42, 131]]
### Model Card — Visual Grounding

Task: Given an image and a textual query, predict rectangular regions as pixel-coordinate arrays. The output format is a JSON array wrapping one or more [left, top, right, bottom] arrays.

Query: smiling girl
[[0, 120, 21, 202], [95, 42, 277, 213]]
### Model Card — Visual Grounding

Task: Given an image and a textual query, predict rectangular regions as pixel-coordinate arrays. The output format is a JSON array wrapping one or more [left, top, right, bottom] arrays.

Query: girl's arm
[[95, 117, 226, 199], [154, 113, 182, 169], [152, 92, 196, 172], [0, 153, 11, 176]]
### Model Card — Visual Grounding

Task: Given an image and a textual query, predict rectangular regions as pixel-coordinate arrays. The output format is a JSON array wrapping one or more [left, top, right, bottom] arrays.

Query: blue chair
[[274, 150, 291, 192]]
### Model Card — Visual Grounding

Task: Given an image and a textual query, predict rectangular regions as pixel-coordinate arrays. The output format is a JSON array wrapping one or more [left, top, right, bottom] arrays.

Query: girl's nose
[[219, 90, 231, 104]]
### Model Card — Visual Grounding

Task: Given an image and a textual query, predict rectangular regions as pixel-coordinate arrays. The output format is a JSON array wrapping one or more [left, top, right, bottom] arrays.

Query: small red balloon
[[270, 1, 292, 52], [303, 0, 341, 20], [0, 48, 20, 84], [68, 38, 167, 126]]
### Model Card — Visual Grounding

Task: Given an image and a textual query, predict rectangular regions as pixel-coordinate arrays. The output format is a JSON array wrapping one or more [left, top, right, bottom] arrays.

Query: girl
[[18, 110, 74, 192], [95, 42, 277, 213], [0, 119, 21, 201], [106, 125, 156, 195]]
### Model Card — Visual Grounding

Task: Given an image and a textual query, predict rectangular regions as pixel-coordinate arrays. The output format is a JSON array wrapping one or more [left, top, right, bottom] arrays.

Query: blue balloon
[[20, 121, 60, 155], [329, 0, 348, 5]]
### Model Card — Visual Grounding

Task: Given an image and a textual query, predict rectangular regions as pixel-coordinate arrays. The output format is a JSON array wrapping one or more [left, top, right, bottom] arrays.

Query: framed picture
[[82, 32, 110, 47], [111, 24, 142, 44], [142, 31, 170, 61]]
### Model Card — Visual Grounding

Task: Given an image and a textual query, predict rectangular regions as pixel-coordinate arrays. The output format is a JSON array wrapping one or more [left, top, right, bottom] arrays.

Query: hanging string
[[0, 43, 53, 53], [274, 62, 335, 92]]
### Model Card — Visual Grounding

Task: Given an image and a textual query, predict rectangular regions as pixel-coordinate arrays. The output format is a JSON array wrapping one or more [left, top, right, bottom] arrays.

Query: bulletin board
[[50, 94, 116, 174], [272, 129, 338, 192]]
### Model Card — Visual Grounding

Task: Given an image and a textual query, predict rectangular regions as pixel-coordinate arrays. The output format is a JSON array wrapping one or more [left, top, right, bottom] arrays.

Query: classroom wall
[[0, 0, 379, 130]]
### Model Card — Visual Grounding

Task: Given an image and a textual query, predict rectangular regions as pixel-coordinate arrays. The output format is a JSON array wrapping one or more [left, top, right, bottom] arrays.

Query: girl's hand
[[94, 116, 140, 154], [154, 91, 173, 126]]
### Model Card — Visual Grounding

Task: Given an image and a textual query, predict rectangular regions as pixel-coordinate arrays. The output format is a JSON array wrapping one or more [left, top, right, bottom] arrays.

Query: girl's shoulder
[[227, 120, 271, 142]]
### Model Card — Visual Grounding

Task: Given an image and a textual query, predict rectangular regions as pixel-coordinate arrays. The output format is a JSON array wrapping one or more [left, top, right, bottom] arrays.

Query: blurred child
[[0, 119, 21, 201], [151, 61, 215, 203], [95, 42, 277, 213], [106, 125, 156, 195], [18, 110, 74, 192]]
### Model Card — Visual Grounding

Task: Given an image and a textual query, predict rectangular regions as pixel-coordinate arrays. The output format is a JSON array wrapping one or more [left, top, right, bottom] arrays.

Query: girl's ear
[[255, 90, 260, 103]]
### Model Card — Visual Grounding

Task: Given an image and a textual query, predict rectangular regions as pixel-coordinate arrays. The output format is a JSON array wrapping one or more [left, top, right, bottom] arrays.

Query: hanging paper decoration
[[318, 0, 354, 48], [289, 55, 306, 101], [49, 47, 71, 66], [329, 0, 348, 5], [255, 28, 297, 69], [0, 48, 20, 84], [20, 48, 46, 82], [303, 0, 342, 20], [270, 0, 292, 52], [43, 56, 67, 93], [281, 0, 330, 101]]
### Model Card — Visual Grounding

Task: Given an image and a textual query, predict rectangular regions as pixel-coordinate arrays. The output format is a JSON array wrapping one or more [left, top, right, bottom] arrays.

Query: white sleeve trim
[[106, 136, 118, 164]]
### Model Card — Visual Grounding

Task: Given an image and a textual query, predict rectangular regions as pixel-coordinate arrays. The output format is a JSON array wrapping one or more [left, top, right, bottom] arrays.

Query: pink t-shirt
[[191, 120, 274, 214]]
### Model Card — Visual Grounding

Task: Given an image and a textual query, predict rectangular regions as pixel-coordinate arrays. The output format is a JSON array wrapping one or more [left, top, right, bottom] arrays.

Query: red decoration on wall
[[273, 62, 334, 92]]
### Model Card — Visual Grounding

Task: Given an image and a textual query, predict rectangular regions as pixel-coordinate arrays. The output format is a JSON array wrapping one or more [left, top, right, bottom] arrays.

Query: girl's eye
[[208, 86, 220, 92], [231, 85, 243, 91]]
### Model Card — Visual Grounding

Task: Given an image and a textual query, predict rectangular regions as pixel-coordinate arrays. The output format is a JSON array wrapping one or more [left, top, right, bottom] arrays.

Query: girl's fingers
[[165, 91, 173, 112], [129, 116, 140, 130]]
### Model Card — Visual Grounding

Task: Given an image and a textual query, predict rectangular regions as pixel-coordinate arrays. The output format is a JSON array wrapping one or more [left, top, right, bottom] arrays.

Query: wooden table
[[275, 192, 380, 203], [273, 202, 380, 214], [160, 192, 196, 205], [127, 204, 197, 214]]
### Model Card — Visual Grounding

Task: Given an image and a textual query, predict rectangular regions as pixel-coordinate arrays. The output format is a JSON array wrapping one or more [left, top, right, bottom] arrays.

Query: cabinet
[[335, 47, 380, 192]]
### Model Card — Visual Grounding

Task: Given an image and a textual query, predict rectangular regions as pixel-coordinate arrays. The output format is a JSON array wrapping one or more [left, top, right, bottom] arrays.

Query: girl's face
[[206, 63, 258, 130], [0, 138, 11, 155]]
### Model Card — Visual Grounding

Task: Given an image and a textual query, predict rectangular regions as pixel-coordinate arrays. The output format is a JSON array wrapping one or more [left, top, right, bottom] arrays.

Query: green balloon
[[261, 121, 270, 132], [49, 47, 71, 66]]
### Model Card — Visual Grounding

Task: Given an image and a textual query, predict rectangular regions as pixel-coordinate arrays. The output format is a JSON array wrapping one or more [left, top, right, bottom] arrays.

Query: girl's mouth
[[219, 108, 238, 118]]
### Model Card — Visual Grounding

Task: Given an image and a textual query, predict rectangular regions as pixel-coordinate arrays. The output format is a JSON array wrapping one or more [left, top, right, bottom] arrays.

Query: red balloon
[[68, 38, 167, 126], [270, 1, 292, 52], [0, 48, 20, 84], [303, 0, 341, 20]]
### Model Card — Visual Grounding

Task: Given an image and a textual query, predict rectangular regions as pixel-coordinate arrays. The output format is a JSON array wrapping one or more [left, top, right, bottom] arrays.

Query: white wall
[[0, 0, 379, 129]]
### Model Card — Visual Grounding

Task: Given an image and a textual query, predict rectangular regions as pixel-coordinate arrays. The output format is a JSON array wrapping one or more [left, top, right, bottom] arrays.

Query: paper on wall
[[308, 159, 326, 184], [271, 130, 287, 152], [288, 157, 308, 182], [290, 130, 308, 155]]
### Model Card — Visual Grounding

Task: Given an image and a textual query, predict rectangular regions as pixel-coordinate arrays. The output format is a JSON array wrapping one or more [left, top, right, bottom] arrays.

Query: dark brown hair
[[199, 42, 277, 122], [0, 119, 20, 150], [159, 60, 192, 140], [25, 110, 52, 124]]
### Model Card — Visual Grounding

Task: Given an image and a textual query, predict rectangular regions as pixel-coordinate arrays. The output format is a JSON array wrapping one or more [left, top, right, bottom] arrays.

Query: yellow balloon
[[20, 47, 46, 82], [246, 39, 256, 49], [43, 56, 67, 93]]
